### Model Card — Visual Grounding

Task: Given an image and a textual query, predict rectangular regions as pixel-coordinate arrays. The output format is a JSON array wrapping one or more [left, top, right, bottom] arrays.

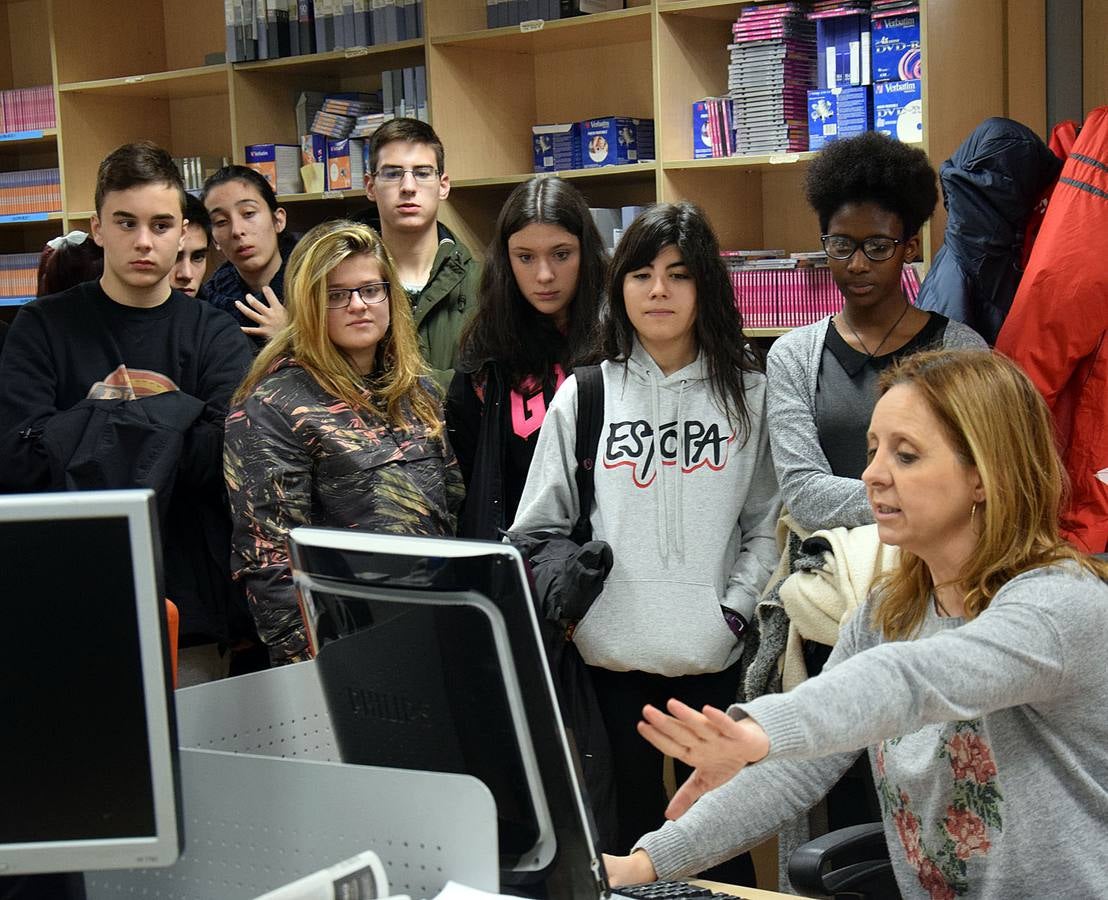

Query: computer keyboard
[[611, 880, 746, 899]]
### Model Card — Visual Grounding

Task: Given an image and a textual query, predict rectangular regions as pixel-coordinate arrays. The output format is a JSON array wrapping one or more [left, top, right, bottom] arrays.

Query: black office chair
[[788, 822, 900, 899]]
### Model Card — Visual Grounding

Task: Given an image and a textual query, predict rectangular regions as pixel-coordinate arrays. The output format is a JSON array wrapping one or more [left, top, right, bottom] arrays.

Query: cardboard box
[[873, 79, 923, 143], [326, 138, 365, 190], [632, 117, 655, 161], [245, 143, 301, 194], [816, 13, 871, 89], [871, 11, 921, 83], [580, 116, 638, 168], [532, 122, 581, 172], [692, 101, 713, 159], [807, 86, 872, 151], [301, 133, 327, 166]]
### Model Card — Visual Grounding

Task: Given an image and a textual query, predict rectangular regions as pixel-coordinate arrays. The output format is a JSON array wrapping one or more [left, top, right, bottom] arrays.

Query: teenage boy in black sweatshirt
[[0, 141, 254, 683]]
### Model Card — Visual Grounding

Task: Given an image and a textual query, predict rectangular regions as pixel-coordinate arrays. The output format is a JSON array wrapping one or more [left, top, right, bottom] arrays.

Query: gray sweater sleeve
[[634, 608, 866, 879], [766, 322, 874, 531], [939, 318, 990, 350], [739, 567, 1091, 761]]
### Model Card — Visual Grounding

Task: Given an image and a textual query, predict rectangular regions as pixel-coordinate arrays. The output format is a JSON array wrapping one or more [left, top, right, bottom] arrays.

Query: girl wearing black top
[[199, 165, 297, 344], [446, 176, 608, 539]]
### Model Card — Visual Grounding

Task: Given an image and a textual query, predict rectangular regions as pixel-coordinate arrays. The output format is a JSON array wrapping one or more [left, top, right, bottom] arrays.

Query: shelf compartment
[[230, 48, 421, 160], [57, 89, 232, 214], [662, 164, 819, 253], [446, 163, 657, 256], [52, 0, 225, 84], [0, 0, 53, 92], [58, 66, 230, 101], [429, 21, 653, 182]]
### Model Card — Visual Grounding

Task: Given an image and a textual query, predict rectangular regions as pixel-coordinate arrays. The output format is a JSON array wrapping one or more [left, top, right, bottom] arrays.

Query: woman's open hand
[[638, 698, 770, 819]]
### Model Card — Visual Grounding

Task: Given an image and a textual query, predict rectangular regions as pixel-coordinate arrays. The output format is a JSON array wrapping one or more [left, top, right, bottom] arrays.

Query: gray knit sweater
[[766, 315, 987, 531], [636, 564, 1108, 899]]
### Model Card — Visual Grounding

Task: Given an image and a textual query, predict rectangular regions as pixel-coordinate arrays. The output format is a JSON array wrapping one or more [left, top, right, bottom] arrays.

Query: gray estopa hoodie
[[510, 338, 781, 677]]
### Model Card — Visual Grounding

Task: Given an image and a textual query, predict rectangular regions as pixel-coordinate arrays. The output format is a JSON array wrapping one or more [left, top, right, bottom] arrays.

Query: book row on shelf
[[0, 169, 61, 218], [224, 0, 424, 63], [0, 86, 55, 134], [173, 156, 232, 194], [691, 0, 922, 159], [245, 75, 425, 195], [0, 253, 38, 304], [731, 263, 922, 329]]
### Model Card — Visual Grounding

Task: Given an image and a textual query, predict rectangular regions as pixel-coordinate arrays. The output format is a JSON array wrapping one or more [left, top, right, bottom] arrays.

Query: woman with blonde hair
[[605, 349, 1108, 899], [225, 220, 463, 666]]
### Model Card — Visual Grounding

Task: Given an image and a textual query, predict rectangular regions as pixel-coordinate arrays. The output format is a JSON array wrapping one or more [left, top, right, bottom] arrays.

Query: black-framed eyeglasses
[[821, 234, 902, 262], [326, 282, 390, 309], [371, 166, 441, 184]]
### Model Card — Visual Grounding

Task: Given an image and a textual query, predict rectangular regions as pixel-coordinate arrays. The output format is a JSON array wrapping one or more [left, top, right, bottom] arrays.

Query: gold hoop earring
[[970, 502, 978, 525]]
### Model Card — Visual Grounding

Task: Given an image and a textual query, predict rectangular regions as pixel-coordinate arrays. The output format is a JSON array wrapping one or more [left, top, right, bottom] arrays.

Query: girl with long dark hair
[[200, 165, 298, 344], [446, 175, 608, 538]]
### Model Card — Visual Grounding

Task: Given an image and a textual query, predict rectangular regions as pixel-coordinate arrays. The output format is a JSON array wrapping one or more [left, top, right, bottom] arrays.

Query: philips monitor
[[0, 489, 182, 876], [288, 529, 607, 898]]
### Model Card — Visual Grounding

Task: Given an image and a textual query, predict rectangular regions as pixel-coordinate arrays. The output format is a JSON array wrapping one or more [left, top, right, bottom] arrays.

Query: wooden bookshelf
[[0, 0, 61, 269], [0, 0, 1065, 287]]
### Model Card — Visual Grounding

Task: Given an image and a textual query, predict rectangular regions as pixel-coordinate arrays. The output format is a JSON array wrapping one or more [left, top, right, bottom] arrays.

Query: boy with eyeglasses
[[362, 117, 479, 390]]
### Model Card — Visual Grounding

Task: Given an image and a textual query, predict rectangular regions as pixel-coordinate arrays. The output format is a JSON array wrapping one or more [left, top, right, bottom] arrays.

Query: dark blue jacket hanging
[[917, 117, 1062, 345]]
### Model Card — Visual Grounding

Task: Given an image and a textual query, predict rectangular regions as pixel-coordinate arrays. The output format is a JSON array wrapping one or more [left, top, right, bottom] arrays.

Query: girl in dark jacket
[[200, 165, 298, 345], [446, 176, 608, 539], [225, 220, 463, 666]]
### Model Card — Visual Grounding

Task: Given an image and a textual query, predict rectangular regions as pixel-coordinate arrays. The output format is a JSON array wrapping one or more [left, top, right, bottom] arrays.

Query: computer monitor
[[0, 489, 182, 875], [288, 529, 608, 898]]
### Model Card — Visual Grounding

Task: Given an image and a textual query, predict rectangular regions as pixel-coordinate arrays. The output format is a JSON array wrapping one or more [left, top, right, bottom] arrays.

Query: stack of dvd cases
[[728, 3, 816, 155]]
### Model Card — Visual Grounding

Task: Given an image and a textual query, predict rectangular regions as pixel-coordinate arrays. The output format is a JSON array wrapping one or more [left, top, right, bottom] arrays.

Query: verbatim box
[[807, 86, 871, 151], [873, 79, 923, 143], [245, 143, 301, 193], [532, 122, 581, 172], [816, 13, 871, 89], [580, 116, 638, 168], [692, 101, 713, 159], [632, 117, 655, 161], [871, 11, 921, 83]]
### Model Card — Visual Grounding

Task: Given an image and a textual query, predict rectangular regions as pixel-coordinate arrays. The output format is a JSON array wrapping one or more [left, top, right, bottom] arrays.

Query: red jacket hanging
[[996, 106, 1108, 552]]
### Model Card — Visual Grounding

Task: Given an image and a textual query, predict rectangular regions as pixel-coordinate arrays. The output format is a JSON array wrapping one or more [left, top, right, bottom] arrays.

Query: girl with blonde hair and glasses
[[225, 220, 463, 667], [606, 349, 1108, 899]]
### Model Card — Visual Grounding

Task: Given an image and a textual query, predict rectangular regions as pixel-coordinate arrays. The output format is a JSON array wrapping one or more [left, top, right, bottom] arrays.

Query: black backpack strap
[[572, 365, 604, 543]]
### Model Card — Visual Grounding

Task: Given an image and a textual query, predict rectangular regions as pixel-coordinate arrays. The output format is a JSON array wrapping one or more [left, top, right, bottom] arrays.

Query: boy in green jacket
[[364, 117, 479, 391]]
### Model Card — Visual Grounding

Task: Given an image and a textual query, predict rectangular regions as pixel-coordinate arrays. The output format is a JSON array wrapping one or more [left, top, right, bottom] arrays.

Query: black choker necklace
[[839, 301, 910, 360]]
